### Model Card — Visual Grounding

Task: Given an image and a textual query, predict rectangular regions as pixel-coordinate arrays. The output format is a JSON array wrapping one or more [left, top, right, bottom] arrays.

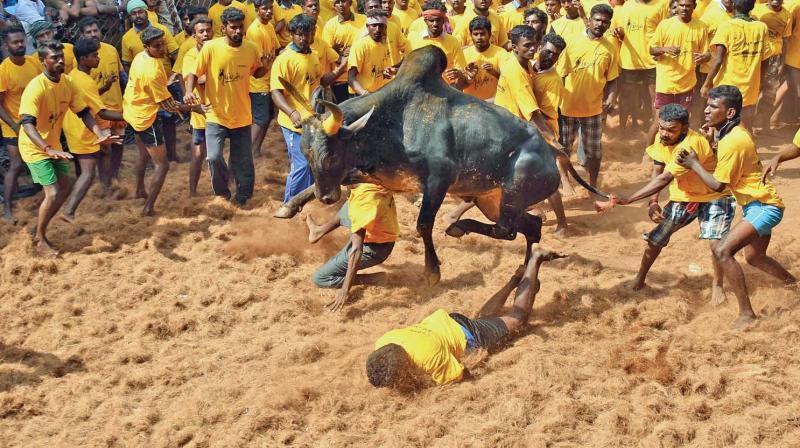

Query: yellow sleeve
[[668, 137, 710, 178], [431, 352, 465, 385], [645, 143, 667, 164], [712, 141, 740, 185], [325, 45, 340, 71], [495, 18, 508, 46], [121, 35, 134, 64], [650, 20, 665, 49], [270, 55, 289, 91], [709, 21, 728, 48], [193, 44, 209, 77], [348, 40, 365, 70], [348, 196, 381, 234], [793, 128, 800, 148], [164, 29, 179, 55], [18, 81, 42, 118], [149, 65, 172, 103], [68, 80, 88, 114], [322, 18, 335, 44], [607, 42, 620, 81], [0, 66, 8, 94], [510, 65, 538, 119]]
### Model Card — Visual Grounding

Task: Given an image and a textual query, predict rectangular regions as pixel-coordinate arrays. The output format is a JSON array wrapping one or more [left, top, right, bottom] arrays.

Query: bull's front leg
[[417, 176, 449, 286]]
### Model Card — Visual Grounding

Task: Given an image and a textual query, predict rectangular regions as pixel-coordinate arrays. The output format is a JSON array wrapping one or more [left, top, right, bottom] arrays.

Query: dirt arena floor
[[1, 121, 799, 447]]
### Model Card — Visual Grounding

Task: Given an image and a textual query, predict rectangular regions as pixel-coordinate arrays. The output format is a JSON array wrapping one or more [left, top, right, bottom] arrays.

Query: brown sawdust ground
[[1, 121, 800, 447]]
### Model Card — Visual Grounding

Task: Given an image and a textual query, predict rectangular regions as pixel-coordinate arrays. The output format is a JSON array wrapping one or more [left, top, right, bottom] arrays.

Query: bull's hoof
[[273, 204, 300, 219], [445, 223, 467, 238], [425, 266, 441, 286]]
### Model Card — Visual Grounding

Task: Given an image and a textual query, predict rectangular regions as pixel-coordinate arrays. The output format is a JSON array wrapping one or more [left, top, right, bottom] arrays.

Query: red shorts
[[654, 90, 694, 110]]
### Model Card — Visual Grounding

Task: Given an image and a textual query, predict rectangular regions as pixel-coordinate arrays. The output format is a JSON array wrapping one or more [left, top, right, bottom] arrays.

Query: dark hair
[[140, 26, 165, 45], [422, 0, 446, 11], [659, 103, 690, 125], [185, 5, 208, 20], [190, 16, 213, 33], [509, 24, 537, 44], [366, 344, 409, 388], [541, 31, 566, 51], [288, 14, 316, 33], [733, 0, 755, 13], [469, 15, 492, 33], [590, 3, 614, 18], [77, 16, 99, 33], [366, 9, 388, 19], [73, 37, 100, 60], [253, 0, 272, 7], [708, 85, 743, 115], [2, 25, 26, 41], [221, 7, 246, 24], [37, 40, 63, 58], [525, 7, 548, 28]]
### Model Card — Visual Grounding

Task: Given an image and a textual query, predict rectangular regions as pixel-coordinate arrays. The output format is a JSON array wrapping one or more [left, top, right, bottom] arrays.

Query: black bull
[[279, 46, 606, 285]]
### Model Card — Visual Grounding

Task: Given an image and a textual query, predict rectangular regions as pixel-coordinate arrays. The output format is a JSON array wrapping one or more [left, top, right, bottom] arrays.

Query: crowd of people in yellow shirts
[[1, 0, 800, 388]]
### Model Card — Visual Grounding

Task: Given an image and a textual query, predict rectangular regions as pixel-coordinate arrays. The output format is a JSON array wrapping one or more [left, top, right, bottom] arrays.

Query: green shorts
[[27, 159, 71, 185]]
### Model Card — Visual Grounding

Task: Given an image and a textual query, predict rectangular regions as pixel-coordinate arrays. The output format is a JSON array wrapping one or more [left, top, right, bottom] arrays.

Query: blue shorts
[[191, 127, 206, 145], [644, 196, 736, 248], [742, 200, 784, 236]]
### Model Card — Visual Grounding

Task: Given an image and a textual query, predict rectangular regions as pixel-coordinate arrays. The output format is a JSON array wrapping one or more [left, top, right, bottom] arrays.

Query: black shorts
[[135, 117, 164, 147], [2, 137, 17, 147], [621, 68, 656, 85], [449, 313, 509, 350], [73, 151, 101, 160], [250, 92, 274, 126], [331, 83, 352, 104]]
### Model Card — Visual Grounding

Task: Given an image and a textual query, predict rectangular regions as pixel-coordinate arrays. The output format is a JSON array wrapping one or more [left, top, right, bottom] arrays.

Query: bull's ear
[[344, 107, 375, 134]]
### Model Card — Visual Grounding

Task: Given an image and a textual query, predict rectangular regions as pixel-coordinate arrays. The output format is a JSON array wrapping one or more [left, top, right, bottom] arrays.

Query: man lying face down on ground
[[365, 245, 565, 388]]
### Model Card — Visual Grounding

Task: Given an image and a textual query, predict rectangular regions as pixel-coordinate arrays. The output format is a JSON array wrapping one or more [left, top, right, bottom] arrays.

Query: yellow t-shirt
[[175, 30, 186, 46], [453, 8, 508, 47], [322, 14, 367, 83], [752, 4, 792, 58], [714, 125, 783, 208], [270, 47, 323, 132], [348, 183, 400, 243], [693, 0, 713, 19], [63, 42, 76, 74], [645, 129, 723, 202], [209, 0, 253, 38], [710, 18, 771, 107], [532, 65, 563, 121], [147, 9, 159, 25], [182, 47, 206, 130], [63, 70, 104, 155], [499, 5, 525, 32], [18, 74, 86, 163], [363, 22, 410, 68], [348, 36, 393, 93], [173, 35, 197, 76], [193, 38, 262, 129], [785, 4, 800, 69], [409, 32, 466, 71], [549, 15, 587, 75], [121, 23, 180, 72], [319, 0, 357, 24], [312, 38, 341, 75], [794, 127, 800, 147], [612, 0, 669, 70], [392, 7, 419, 35], [274, 2, 304, 47], [560, 33, 620, 117], [650, 17, 709, 94], [374, 309, 467, 385], [246, 20, 280, 93], [698, 3, 732, 73], [122, 51, 172, 132], [0, 55, 41, 138], [463, 44, 506, 100], [495, 56, 539, 120], [89, 42, 123, 112]]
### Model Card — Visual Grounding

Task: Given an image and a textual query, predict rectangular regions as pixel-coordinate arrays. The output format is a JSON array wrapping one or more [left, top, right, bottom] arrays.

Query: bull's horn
[[278, 77, 314, 114], [344, 107, 375, 133], [319, 100, 343, 136]]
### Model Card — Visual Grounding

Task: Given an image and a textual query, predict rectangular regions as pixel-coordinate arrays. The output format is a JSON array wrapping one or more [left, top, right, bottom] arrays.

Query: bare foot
[[710, 285, 727, 306], [60, 213, 75, 224], [306, 214, 324, 244], [560, 181, 577, 199], [33, 238, 60, 258], [141, 206, 155, 217], [626, 279, 646, 291], [553, 223, 568, 236], [3, 209, 17, 225], [441, 211, 461, 228], [733, 314, 757, 330], [530, 244, 567, 262]]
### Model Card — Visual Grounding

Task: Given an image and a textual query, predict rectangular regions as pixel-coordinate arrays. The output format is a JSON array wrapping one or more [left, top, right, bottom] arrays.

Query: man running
[[366, 245, 565, 388], [596, 104, 735, 301], [676, 85, 795, 328], [0, 26, 40, 223], [19, 41, 119, 255]]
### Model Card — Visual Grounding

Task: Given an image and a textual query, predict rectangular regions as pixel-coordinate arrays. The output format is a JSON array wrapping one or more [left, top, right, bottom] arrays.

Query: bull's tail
[[550, 146, 610, 199]]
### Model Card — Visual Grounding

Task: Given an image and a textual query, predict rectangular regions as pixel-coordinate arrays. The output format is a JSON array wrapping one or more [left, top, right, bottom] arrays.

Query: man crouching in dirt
[[306, 183, 399, 312], [365, 245, 565, 388]]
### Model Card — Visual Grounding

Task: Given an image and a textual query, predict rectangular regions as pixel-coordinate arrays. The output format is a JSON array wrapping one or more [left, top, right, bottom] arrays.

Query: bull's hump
[[395, 46, 448, 86]]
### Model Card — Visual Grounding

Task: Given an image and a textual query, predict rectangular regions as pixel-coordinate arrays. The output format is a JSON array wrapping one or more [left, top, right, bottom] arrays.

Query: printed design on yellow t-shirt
[[725, 35, 766, 60], [218, 69, 243, 84]]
